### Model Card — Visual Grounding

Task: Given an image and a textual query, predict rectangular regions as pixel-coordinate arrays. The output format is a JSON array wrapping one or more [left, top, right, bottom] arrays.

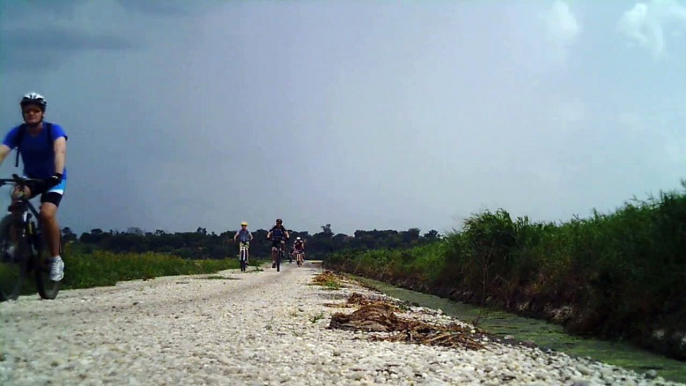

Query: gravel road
[[0, 262, 682, 386]]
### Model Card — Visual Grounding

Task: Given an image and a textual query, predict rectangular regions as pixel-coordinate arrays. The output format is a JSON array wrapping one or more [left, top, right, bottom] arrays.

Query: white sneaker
[[50, 256, 64, 282]]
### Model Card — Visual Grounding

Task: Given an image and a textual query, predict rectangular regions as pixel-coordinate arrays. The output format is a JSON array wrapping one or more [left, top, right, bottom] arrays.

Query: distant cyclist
[[293, 237, 305, 265], [266, 218, 289, 268], [233, 221, 253, 264], [0, 92, 68, 282]]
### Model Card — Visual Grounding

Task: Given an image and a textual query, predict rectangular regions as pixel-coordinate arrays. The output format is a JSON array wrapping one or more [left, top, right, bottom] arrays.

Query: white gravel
[[0, 262, 682, 386]]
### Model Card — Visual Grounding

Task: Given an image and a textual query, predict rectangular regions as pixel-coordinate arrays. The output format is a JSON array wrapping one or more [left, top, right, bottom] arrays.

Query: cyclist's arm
[[249, 232, 253, 241], [233, 232, 238, 241], [267, 231, 272, 239], [53, 137, 66, 175], [0, 144, 10, 168], [285, 230, 290, 239]]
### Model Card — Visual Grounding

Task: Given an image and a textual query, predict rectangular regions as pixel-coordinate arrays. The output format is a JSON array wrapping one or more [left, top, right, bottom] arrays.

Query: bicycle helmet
[[241, 221, 248, 226], [276, 218, 282, 224], [296, 237, 301, 241], [20, 92, 47, 112]]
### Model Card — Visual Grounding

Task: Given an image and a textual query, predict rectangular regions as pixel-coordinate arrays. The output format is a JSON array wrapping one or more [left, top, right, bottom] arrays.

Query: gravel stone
[[0, 263, 683, 386]]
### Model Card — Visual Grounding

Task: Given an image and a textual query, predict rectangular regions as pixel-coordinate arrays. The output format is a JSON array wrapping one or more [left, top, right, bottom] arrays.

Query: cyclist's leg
[[40, 181, 65, 258], [40, 180, 66, 281]]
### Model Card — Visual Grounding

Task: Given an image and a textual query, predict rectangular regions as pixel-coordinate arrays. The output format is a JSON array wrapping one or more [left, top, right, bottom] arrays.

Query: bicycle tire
[[0, 214, 29, 302], [276, 249, 281, 272], [35, 230, 62, 300], [240, 248, 247, 272]]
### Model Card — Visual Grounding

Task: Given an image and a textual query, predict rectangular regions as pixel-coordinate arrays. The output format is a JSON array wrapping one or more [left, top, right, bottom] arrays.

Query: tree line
[[62, 224, 442, 260]]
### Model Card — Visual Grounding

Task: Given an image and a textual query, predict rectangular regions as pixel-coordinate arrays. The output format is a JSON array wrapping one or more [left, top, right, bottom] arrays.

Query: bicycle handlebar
[[0, 174, 42, 187]]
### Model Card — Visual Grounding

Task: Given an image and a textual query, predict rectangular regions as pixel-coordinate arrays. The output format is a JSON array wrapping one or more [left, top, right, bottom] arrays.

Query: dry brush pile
[[312, 271, 489, 351]]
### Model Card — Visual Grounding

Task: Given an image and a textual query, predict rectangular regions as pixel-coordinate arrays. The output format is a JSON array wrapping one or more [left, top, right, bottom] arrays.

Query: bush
[[0, 245, 240, 296], [325, 184, 686, 359], [60, 245, 239, 290]]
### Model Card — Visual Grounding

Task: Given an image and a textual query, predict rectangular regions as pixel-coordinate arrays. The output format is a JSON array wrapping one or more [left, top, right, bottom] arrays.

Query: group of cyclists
[[232, 218, 306, 269], [1, 91, 303, 286]]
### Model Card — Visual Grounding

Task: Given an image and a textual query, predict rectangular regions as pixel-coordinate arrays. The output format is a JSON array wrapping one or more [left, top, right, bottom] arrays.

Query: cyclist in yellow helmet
[[233, 221, 253, 264]]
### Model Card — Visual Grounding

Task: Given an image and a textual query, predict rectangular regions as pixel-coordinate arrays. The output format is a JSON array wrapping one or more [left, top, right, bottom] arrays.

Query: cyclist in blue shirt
[[0, 93, 68, 282], [233, 221, 253, 264], [266, 218, 290, 268]]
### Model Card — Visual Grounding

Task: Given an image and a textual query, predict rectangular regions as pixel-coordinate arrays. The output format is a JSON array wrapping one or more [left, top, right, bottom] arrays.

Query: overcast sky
[[1, 0, 685, 236]]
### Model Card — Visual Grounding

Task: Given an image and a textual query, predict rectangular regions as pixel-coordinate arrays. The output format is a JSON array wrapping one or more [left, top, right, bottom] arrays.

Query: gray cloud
[[114, 0, 217, 17], [0, 28, 141, 71], [0, 0, 87, 19], [2, 28, 140, 51], [1, 1, 686, 236], [618, 0, 686, 59], [0, 0, 220, 72]]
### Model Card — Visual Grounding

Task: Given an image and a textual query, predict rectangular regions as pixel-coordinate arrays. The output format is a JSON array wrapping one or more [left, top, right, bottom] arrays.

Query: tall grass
[[61, 245, 240, 289], [0, 245, 240, 295], [326, 185, 686, 360]]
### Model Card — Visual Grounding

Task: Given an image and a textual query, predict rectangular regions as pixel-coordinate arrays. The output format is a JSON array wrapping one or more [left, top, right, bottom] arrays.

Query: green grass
[[325, 183, 686, 360], [310, 312, 325, 323], [0, 245, 240, 295], [323, 280, 341, 290], [62, 246, 240, 289]]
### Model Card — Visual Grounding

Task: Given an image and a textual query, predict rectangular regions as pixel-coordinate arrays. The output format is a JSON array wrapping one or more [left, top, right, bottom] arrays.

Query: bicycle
[[0, 174, 62, 302], [295, 250, 304, 267], [238, 242, 249, 272], [271, 244, 282, 272]]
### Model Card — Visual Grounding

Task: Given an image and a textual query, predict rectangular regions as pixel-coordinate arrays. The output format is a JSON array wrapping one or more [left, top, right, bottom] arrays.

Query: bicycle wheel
[[240, 248, 247, 272], [0, 215, 29, 302], [276, 250, 281, 272], [35, 230, 61, 300]]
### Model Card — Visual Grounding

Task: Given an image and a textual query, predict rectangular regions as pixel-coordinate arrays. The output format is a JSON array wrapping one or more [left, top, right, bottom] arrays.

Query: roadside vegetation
[[69, 224, 439, 261], [61, 245, 240, 289], [325, 183, 686, 361], [0, 245, 240, 296], [312, 270, 345, 290]]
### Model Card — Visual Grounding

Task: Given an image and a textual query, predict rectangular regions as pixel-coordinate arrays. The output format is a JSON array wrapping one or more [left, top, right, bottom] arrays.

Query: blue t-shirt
[[237, 229, 251, 243], [270, 226, 286, 240], [2, 122, 68, 180]]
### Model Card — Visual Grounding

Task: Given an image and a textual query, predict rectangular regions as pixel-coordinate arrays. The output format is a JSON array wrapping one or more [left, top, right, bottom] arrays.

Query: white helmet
[[20, 92, 47, 111], [296, 237, 301, 241]]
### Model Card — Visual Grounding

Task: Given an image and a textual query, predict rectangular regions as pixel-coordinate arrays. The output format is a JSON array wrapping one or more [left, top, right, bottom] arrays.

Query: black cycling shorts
[[22, 179, 65, 207], [271, 240, 285, 249]]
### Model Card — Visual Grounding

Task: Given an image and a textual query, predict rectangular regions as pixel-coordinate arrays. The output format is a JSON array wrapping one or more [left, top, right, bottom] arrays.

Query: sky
[[1, 0, 686, 236]]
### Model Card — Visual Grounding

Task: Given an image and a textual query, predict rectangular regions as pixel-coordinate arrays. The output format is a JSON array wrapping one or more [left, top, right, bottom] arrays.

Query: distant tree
[[127, 227, 144, 236], [69, 221, 440, 260], [320, 224, 333, 236], [423, 229, 440, 241], [62, 227, 77, 243], [403, 228, 421, 243]]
